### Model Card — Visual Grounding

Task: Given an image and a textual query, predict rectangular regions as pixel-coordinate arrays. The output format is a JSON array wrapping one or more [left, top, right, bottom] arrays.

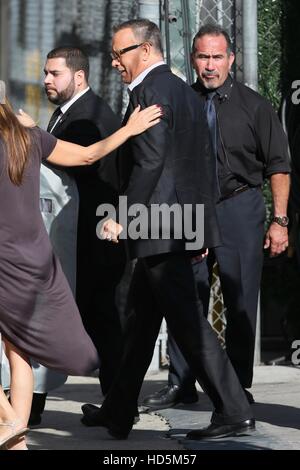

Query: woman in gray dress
[[0, 96, 161, 450]]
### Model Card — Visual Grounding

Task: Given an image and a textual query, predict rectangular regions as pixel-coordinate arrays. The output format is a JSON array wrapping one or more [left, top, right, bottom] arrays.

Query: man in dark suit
[[30, 46, 126, 423], [81, 19, 254, 441], [143, 23, 291, 411]]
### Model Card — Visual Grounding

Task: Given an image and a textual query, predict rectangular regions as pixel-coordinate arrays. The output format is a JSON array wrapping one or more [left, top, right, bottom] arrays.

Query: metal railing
[[160, 0, 241, 83]]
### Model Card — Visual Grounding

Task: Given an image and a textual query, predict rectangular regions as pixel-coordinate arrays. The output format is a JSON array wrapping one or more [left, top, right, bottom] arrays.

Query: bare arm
[[46, 105, 161, 166], [47, 126, 133, 167], [264, 173, 290, 256]]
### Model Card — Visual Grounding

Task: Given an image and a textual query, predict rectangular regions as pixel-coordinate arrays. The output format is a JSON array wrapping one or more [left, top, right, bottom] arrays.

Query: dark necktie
[[47, 107, 62, 133], [204, 91, 220, 196], [204, 92, 217, 156]]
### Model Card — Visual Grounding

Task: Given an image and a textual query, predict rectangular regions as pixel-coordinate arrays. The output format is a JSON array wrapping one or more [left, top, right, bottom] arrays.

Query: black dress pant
[[168, 188, 265, 391], [100, 251, 252, 434], [77, 262, 125, 395]]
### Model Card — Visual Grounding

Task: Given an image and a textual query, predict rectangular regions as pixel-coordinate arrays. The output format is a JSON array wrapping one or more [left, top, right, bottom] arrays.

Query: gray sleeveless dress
[[0, 127, 99, 375]]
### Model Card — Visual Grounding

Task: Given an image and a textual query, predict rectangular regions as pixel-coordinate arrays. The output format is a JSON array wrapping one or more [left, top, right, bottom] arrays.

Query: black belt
[[220, 184, 250, 201]]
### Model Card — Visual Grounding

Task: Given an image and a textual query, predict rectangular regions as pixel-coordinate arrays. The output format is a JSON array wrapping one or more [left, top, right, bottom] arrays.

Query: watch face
[[274, 216, 289, 227]]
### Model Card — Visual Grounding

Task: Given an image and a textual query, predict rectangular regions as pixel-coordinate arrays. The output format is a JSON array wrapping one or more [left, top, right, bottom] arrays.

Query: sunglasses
[[110, 42, 151, 60]]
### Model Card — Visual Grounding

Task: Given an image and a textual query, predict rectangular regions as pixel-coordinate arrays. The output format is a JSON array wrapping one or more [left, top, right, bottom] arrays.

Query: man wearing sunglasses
[[81, 19, 254, 441]]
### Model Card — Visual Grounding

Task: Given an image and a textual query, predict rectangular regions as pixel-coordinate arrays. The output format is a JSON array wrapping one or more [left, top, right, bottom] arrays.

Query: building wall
[[1, 0, 139, 128], [1, 0, 240, 126]]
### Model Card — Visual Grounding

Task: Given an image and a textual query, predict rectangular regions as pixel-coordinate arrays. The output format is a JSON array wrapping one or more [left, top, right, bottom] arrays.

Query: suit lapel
[[118, 67, 170, 191], [51, 89, 93, 137], [122, 97, 134, 125], [51, 112, 70, 136], [118, 98, 135, 191]]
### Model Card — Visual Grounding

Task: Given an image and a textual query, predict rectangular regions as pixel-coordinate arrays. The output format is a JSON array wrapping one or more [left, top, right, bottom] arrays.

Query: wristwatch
[[272, 215, 289, 227]]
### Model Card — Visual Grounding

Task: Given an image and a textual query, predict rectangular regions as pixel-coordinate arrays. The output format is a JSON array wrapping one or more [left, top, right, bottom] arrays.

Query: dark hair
[[192, 24, 232, 55], [113, 19, 163, 55], [47, 46, 89, 80], [0, 99, 32, 185]]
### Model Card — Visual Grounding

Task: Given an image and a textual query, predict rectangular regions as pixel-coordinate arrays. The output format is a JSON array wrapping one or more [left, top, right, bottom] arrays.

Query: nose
[[206, 56, 215, 71], [44, 73, 51, 85], [111, 57, 120, 68]]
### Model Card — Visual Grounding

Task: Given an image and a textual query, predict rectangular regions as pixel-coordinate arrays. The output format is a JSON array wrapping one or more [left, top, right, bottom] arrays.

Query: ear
[[229, 52, 235, 69], [74, 70, 85, 86], [141, 42, 152, 61]]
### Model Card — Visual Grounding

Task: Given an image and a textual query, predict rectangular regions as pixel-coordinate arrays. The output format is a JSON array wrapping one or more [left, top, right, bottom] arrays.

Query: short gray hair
[[113, 19, 163, 55]]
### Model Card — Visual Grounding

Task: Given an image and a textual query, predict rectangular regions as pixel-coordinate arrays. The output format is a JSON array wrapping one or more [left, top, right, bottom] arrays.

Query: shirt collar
[[60, 86, 90, 114], [195, 75, 233, 100], [128, 61, 166, 92], [216, 75, 233, 100]]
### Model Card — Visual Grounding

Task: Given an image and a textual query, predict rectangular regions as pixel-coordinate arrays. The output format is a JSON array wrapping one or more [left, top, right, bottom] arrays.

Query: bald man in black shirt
[[143, 24, 291, 412]]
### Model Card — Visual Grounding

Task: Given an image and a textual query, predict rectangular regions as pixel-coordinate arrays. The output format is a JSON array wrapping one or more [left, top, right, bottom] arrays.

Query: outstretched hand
[[16, 109, 36, 128], [126, 104, 162, 136]]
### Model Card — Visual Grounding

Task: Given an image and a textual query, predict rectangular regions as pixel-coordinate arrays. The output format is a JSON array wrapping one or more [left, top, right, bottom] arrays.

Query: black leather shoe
[[186, 418, 256, 440], [81, 411, 128, 439], [81, 404, 130, 439], [81, 403, 101, 420], [142, 385, 198, 410], [81, 403, 140, 424], [244, 389, 255, 404]]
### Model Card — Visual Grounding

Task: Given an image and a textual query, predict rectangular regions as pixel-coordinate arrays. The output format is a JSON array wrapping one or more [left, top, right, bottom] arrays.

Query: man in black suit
[[30, 47, 126, 422], [81, 19, 254, 441], [143, 23, 290, 411]]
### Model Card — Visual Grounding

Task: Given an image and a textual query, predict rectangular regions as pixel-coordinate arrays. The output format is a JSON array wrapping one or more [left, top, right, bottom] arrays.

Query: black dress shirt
[[192, 76, 290, 198]]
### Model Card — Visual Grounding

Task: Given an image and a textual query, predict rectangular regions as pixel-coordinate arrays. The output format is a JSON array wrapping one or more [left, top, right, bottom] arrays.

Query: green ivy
[[258, 0, 282, 110]]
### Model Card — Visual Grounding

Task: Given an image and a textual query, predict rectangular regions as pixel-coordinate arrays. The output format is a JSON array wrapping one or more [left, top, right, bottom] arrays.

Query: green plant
[[258, 0, 282, 109]]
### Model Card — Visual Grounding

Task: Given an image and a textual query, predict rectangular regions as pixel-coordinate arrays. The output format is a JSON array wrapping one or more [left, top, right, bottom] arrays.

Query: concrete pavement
[[26, 365, 300, 450], [164, 365, 300, 450], [26, 372, 183, 450]]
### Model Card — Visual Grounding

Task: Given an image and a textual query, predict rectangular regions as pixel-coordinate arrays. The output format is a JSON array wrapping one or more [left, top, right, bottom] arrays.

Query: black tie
[[47, 107, 62, 133], [204, 91, 220, 196], [204, 92, 217, 156]]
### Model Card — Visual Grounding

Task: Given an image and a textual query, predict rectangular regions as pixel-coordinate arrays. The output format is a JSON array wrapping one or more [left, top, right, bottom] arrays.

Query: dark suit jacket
[[51, 88, 126, 266], [119, 65, 221, 259]]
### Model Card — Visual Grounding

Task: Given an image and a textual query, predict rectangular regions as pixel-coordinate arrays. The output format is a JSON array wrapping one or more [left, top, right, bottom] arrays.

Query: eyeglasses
[[110, 43, 146, 61]]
